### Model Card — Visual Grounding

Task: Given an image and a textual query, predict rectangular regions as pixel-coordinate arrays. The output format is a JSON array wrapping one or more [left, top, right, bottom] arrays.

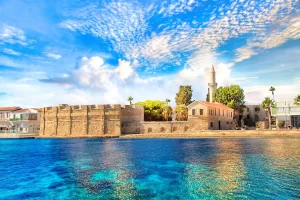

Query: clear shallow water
[[0, 138, 300, 200]]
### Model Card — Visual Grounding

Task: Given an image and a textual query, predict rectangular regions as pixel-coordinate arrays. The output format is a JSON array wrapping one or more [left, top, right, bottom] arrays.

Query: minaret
[[208, 65, 217, 103]]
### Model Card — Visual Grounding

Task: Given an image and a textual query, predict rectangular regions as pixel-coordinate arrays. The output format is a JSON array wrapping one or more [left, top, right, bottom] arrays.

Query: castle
[[39, 66, 234, 137]]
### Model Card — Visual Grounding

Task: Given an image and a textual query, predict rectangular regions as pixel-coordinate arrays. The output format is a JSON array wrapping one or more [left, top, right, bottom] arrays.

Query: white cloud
[[0, 24, 28, 46], [0, 56, 23, 68], [235, 16, 300, 63], [58, 0, 299, 74], [157, 0, 199, 17], [244, 84, 300, 105], [115, 59, 134, 81], [1, 48, 22, 56], [235, 48, 257, 63], [45, 52, 62, 59], [233, 76, 259, 84], [73, 56, 113, 89], [59, 0, 147, 62]]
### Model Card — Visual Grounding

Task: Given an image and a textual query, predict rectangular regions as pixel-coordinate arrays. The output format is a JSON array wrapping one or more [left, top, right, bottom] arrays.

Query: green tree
[[269, 86, 276, 100], [175, 104, 188, 121], [294, 95, 300, 106], [243, 116, 255, 127], [135, 100, 172, 121], [213, 85, 245, 112], [175, 85, 193, 106], [127, 96, 133, 105], [260, 97, 276, 130], [165, 98, 171, 105]]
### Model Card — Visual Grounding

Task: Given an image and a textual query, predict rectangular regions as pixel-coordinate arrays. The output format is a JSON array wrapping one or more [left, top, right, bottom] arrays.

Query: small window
[[231, 112, 233, 117], [173, 127, 177, 132], [230, 122, 233, 124], [200, 109, 203, 115], [148, 127, 152, 133], [192, 109, 196, 115], [227, 121, 229, 124], [160, 127, 165, 132], [247, 108, 250, 112], [210, 122, 213, 128]]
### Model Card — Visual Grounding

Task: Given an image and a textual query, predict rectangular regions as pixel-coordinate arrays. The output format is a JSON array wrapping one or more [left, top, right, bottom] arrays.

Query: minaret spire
[[208, 65, 217, 103]]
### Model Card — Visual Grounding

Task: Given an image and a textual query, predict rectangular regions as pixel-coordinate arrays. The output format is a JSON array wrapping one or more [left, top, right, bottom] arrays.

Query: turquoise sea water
[[0, 138, 299, 199]]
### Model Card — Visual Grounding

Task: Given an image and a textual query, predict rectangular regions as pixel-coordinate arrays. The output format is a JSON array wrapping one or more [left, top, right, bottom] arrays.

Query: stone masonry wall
[[40, 104, 124, 137], [121, 105, 144, 134], [39, 103, 234, 137], [140, 121, 190, 134]]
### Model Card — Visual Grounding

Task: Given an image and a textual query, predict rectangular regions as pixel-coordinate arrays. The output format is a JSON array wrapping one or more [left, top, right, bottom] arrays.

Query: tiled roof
[[189, 101, 233, 110], [201, 101, 233, 110], [32, 108, 42, 112], [12, 108, 29, 113], [0, 106, 21, 111]]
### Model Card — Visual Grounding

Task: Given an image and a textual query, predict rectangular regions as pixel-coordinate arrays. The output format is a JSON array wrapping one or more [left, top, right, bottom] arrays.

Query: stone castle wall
[[40, 104, 144, 137], [39, 103, 234, 137], [121, 105, 144, 134]]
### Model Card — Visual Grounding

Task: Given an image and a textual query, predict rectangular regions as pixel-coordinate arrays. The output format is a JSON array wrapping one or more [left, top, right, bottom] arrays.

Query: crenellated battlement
[[40, 103, 143, 137], [71, 105, 81, 110]]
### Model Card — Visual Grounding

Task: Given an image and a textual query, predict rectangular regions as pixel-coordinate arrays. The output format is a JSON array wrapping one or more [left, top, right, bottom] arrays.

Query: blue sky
[[0, 0, 300, 107]]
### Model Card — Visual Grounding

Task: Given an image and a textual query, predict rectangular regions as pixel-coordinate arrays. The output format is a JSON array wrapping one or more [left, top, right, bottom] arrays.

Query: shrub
[[278, 121, 285, 128]]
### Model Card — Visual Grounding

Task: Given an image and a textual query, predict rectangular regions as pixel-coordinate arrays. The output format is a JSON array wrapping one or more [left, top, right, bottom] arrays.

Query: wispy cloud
[[233, 76, 259, 84], [59, 0, 299, 73], [1, 48, 22, 56], [157, 0, 199, 17], [235, 16, 300, 63], [0, 24, 29, 46], [0, 56, 23, 68], [45, 52, 62, 59]]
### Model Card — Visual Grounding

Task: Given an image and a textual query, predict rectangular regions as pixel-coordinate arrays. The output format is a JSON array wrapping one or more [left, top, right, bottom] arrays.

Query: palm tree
[[165, 98, 171, 105], [294, 95, 300, 106], [127, 96, 133, 105], [162, 104, 172, 121], [175, 104, 188, 121], [260, 97, 276, 130], [269, 86, 276, 100]]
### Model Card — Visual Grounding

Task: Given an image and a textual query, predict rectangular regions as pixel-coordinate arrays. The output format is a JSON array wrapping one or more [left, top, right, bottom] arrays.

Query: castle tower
[[208, 65, 217, 103]]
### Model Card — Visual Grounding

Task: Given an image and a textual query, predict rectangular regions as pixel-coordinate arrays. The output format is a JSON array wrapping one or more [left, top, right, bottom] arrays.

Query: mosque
[[187, 65, 234, 130]]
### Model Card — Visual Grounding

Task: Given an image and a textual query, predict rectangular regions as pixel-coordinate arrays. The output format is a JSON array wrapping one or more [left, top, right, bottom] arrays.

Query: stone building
[[242, 105, 267, 121], [188, 101, 234, 130], [0, 107, 21, 121], [0, 107, 40, 133]]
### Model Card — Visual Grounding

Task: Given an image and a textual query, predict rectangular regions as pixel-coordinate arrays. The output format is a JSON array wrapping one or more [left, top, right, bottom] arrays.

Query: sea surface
[[0, 138, 299, 199]]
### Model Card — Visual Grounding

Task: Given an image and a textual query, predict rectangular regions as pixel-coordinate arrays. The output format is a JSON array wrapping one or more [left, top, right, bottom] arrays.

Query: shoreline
[[120, 130, 300, 139], [34, 130, 300, 139]]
